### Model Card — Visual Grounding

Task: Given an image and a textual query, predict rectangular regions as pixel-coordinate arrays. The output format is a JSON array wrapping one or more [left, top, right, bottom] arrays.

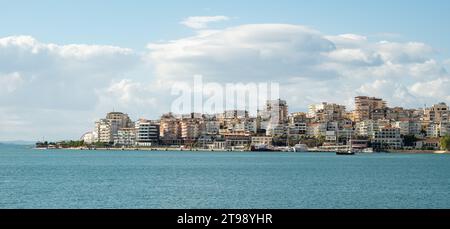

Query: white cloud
[[147, 24, 335, 83], [0, 72, 24, 93], [100, 79, 158, 109], [0, 36, 143, 140], [327, 48, 382, 65], [375, 41, 435, 63], [356, 79, 418, 107], [410, 78, 450, 101], [0, 36, 140, 109], [145, 23, 450, 112], [180, 16, 230, 29]]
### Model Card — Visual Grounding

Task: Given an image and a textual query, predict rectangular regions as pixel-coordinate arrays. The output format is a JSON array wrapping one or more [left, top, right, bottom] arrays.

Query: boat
[[362, 148, 374, 153], [336, 137, 356, 155], [293, 144, 309, 152], [336, 149, 355, 155]]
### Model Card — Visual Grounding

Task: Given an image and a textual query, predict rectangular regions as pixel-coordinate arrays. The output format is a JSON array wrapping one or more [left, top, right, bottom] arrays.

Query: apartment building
[[354, 96, 387, 122]]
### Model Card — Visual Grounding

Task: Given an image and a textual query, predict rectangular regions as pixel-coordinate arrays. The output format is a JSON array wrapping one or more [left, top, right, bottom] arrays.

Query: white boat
[[293, 144, 309, 152], [362, 148, 374, 153]]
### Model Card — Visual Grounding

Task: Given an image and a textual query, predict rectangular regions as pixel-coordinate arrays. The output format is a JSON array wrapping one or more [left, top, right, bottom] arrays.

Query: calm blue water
[[0, 144, 449, 209]]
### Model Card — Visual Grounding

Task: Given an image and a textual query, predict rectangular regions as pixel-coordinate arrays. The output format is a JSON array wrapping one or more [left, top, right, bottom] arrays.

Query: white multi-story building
[[426, 122, 450, 137], [114, 128, 136, 146], [135, 119, 160, 146], [355, 119, 390, 137], [96, 119, 113, 143], [355, 120, 379, 137], [372, 127, 402, 149], [427, 123, 440, 137], [394, 120, 422, 136]]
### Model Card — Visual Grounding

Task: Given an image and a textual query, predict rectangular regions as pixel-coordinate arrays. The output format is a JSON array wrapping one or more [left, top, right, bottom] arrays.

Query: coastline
[[386, 149, 450, 154], [35, 147, 450, 154]]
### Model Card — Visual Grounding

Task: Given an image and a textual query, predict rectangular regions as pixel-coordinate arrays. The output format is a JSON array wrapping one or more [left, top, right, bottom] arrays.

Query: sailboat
[[336, 138, 355, 155]]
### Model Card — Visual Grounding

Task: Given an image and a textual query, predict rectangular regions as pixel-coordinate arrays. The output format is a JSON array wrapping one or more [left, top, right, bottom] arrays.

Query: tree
[[403, 135, 418, 147], [440, 135, 450, 151]]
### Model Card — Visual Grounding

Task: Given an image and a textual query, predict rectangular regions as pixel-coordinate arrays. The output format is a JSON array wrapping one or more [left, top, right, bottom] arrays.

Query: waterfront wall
[[387, 150, 450, 154]]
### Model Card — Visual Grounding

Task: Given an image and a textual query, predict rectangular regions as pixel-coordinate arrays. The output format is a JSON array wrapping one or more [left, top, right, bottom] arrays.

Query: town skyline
[[61, 95, 449, 153], [2, 94, 450, 143]]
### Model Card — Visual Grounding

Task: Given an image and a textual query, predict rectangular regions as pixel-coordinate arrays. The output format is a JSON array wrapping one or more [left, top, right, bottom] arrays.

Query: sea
[[0, 144, 449, 209]]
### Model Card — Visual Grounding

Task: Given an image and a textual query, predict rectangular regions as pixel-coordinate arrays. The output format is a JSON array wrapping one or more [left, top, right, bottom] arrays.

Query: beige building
[[354, 96, 387, 122], [309, 102, 346, 122], [424, 103, 449, 123], [181, 118, 202, 143], [159, 113, 182, 145]]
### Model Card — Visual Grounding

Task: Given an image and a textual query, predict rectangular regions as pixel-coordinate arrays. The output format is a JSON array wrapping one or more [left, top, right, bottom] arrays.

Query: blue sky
[[1, 0, 450, 56], [1, 0, 450, 141]]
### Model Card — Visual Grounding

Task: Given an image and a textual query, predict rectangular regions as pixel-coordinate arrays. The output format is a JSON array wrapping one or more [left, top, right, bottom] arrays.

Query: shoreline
[[36, 147, 450, 154], [386, 149, 450, 154]]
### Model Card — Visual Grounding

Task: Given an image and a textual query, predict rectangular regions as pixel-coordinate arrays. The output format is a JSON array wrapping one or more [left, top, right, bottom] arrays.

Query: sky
[[1, 0, 450, 141]]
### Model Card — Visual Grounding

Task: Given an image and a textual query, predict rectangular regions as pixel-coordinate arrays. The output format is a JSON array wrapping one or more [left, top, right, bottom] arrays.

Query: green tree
[[440, 135, 450, 151], [403, 135, 418, 147]]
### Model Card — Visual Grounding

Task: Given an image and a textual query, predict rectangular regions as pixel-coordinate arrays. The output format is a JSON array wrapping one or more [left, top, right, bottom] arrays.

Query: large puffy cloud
[[0, 36, 143, 140], [95, 79, 162, 119], [0, 36, 140, 110], [146, 24, 450, 112], [147, 24, 336, 83], [0, 36, 136, 74]]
